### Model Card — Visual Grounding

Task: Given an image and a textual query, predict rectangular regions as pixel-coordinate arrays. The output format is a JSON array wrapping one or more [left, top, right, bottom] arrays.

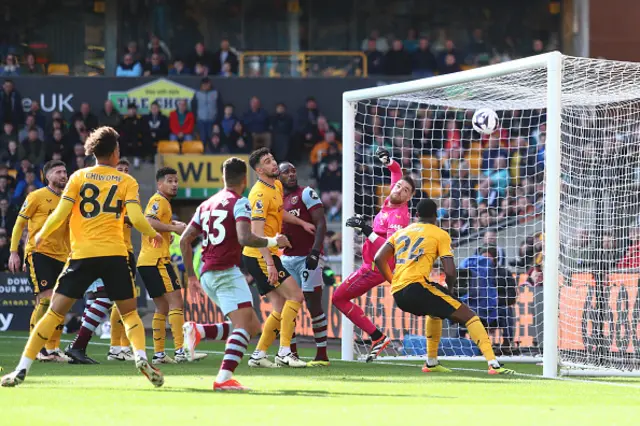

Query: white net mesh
[[345, 55, 640, 372]]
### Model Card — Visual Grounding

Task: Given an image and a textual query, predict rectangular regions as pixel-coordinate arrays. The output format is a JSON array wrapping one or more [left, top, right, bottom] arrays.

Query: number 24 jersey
[[62, 165, 140, 259]]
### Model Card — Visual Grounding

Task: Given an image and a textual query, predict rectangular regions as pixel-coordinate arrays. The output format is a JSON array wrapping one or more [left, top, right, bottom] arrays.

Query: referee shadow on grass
[[165, 388, 454, 398]]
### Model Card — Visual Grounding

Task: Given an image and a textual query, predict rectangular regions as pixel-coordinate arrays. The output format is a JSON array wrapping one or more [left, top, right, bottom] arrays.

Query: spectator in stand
[[319, 154, 342, 221], [116, 54, 143, 77], [439, 53, 461, 75], [19, 115, 44, 142], [71, 102, 99, 132], [403, 29, 419, 53], [438, 40, 460, 66], [2, 140, 23, 169], [146, 35, 171, 63], [220, 104, 238, 139], [46, 128, 68, 162], [64, 118, 88, 150], [270, 102, 293, 162], [194, 63, 209, 77], [125, 41, 143, 65], [364, 39, 384, 75], [225, 121, 251, 154], [618, 227, 640, 269], [531, 39, 545, 56], [482, 133, 508, 171], [22, 129, 45, 167], [143, 53, 169, 76], [29, 101, 46, 130], [207, 132, 229, 154], [48, 111, 68, 135], [476, 230, 507, 267], [412, 37, 438, 77], [220, 62, 234, 77], [0, 122, 16, 152], [0, 197, 16, 231], [467, 29, 491, 63], [384, 39, 412, 76], [361, 29, 389, 53], [98, 100, 122, 129], [310, 130, 341, 168], [510, 137, 538, 184], [191, 77, 222, 145], [169, 99, 195, 142], [0, 175, 10, 201], [143, 101, 170, 149], [0, 228, 11, 270], [119, 103, 145, 167], [13, 167, 43, 204], [0, 80, 24, 127], [188, 42, 214, 72], [242, 96, 270, 149], [0, 54, 20, 76], [169, 58, 191, 75], [212, 39, 239, 75], [23, 53, 45, 75], [296, 97, 320, 152], [478, 155, 510, 206]]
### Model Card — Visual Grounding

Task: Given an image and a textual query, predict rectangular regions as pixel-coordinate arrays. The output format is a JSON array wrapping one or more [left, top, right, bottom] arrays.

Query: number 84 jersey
[[64, 165, 141, 259], [188, 189, 251, 272]]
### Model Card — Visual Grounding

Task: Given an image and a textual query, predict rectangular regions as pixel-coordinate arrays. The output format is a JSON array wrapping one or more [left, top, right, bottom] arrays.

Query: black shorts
[[393, 281, 462, 319], [26, 252, 65, 295], [55, 255, 136, 301], [138, 260, 181, 299], [127, 251, 137, 274], [242, 254, 290, 296]]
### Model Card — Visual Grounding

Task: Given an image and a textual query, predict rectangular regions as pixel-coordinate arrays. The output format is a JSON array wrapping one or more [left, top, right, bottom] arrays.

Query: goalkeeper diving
[[374, 198, 515, 375]]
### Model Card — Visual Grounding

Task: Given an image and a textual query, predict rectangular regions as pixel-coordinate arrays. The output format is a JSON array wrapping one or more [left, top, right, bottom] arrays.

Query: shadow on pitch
[[162, 387, 455, 398]]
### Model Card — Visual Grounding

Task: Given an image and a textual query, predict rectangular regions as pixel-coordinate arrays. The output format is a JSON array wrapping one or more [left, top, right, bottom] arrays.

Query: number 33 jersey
[[63, 165, 141, 259], [386, 223, 454, 294], [188, 189, 251, 273]]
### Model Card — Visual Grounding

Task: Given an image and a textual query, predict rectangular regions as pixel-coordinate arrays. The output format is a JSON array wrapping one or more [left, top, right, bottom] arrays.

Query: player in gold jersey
[[1, 126, 165, 388], [138, 167, 206, 364], [9, 160, 71, 363], [242, 148, 316, 368], [374, 199, 515, 375]]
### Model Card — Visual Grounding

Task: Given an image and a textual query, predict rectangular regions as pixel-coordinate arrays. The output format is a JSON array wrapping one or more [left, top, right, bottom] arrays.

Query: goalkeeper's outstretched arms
[[376, 147, 403, 187], [346, 215, 385, 250]]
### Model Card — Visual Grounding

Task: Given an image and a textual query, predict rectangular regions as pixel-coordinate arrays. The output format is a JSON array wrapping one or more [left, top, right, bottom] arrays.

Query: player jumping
[[9, 160, 72, 363], [332, 148, 415, 362], [374, 199, 515, 375], [279, 162, 329, 366], [2, 126, 164, 387], [180, 157, 291, 391]]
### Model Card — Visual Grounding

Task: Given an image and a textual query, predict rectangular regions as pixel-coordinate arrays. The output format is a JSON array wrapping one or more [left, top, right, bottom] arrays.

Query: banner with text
[[0, 273, 34, 331]]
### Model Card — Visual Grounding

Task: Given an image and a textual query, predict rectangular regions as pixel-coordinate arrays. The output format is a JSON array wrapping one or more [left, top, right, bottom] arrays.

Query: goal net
[[341, 52, 640, 377]]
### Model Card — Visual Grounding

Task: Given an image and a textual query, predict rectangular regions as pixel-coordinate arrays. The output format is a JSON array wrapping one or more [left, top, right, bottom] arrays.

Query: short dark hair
[[85, 126, 119, 158], [43, 160, 66, 176], [248, 147, 272, 170], [156, 167, 177, 181], [223, 157, 247, 186], [150, 101, 160, 108], [417, 199, 437, 219], [117, 158, 131, 167], [400, 174, 416, 192]]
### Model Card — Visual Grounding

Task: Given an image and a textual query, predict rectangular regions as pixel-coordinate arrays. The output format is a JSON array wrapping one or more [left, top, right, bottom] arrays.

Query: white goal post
[[341, 51, 640, 378]]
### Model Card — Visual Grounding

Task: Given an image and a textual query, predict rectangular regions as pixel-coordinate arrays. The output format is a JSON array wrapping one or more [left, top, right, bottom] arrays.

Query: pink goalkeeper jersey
[[362, 160, 410, 266]]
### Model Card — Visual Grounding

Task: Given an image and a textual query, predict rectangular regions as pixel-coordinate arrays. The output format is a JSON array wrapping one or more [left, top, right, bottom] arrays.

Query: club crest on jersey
[[290, 195, 299, 205]]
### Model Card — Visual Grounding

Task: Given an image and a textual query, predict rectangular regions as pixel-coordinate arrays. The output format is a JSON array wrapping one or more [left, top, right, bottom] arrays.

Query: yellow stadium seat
[[466, 154, 483, 176], [375, 186, 391, 208], [7, 169, 17, 179], [421, 155, 440, 171], [181, 140, 204, 154], [48, 63, 70, 75], [423, 180, 443, 198], [469, 141, 483, 154], [157, 141, 181, 154]]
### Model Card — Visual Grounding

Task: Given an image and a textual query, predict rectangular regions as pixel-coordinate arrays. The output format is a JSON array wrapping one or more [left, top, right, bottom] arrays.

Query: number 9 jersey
[[63, 165, 140, 259], [385, 222, 454, 294]]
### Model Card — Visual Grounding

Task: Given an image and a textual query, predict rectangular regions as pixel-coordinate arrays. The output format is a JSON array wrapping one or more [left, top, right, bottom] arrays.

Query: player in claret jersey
[[2, 126, 164, 388], [278, 162, 329, 366], [332, 148, 415, 362], [180, 157, 291, 391]]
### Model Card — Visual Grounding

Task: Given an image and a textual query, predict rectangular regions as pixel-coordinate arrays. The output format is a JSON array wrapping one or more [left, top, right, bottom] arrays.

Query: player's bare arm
[[147, 217, 186, 235], [179, 223, 203, 300], [9, 215, 27, 273], [374, 242, 395, 283], [35, 199, 73, 247], [283, 210, 315, 235], [237, 220, 290, 249], [307, 205, 326, 270], [127, 203, 162, 247], [252, 219, 278, 285], [441, 257, 458, 292]]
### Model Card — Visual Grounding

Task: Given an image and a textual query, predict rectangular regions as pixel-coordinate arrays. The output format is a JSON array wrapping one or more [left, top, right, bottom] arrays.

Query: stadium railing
[[238, 51, 368, 77]]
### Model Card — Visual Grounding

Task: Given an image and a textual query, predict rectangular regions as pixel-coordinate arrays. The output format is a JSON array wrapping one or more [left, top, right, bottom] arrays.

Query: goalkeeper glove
[[346, 215, 374, 238], [376, 147, 391, 166], [305, 249, 321, 270]]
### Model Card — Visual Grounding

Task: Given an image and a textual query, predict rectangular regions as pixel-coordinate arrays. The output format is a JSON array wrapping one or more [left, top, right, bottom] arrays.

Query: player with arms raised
[[333, 148, 415, 362], [1, 127, 164, 388], [8, 160, 71, 362], [180, 157, 290, 391], [374, 199, 515, 375]]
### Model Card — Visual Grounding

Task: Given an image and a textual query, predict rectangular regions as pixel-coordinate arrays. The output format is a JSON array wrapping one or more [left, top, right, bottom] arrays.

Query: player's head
[[116, 158, 130, 174], [156, 167, 179, 198], [222, 157, 248, 191], [278, 162, 297, 189], [84, 126, 120, 166], [43, 160, 68, 190], [416, 198, 437, 222], [389, 174, 416, 205], [249, 147, 279, 179]]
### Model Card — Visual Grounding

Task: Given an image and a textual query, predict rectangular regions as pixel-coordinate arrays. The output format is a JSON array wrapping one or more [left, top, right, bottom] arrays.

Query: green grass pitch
[[1, 331, 640, 426]]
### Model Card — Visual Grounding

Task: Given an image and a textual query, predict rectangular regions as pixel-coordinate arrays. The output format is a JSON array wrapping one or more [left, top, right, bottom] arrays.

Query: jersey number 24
[[394, 235, 424, 264]]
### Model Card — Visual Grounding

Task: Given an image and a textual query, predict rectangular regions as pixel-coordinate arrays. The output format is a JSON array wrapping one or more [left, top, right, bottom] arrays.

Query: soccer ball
[[472, 108, 499, 135]]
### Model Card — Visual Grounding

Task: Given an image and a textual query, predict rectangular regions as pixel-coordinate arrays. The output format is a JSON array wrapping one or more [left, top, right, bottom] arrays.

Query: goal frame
[[340, 51, 563, 379]]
